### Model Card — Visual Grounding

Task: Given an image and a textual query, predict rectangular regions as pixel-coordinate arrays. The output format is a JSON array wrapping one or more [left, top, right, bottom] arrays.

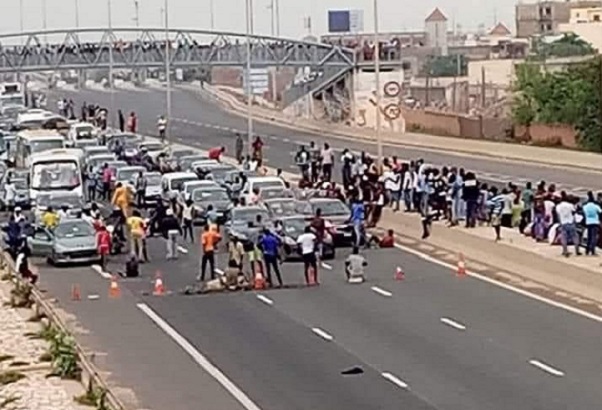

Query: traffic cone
[[456, 253, 467, 277], [71, 284, 81, 301], [153, 273, 165, 296], [108, 275, 121, 298], [395, 266, 405, 281], [253, 270, 266, 290]]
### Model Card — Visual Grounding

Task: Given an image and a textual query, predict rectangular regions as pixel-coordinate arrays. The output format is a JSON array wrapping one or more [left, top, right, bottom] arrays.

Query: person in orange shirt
[[197, 224, 221, 282], [111, 182, 129, 217]]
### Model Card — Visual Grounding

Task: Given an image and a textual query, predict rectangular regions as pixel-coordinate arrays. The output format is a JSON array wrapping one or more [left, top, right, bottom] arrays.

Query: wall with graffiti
[[354, 70, 406, 132]]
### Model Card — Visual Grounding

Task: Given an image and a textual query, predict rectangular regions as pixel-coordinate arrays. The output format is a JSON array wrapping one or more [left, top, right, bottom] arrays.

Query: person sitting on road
[[345, 246, 367, 284], [42, 206, 59, 230]]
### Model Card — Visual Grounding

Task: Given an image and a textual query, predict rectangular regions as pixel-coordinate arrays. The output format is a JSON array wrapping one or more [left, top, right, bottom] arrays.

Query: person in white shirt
[[13, 207, 25, 224], [384, 169, 401, 212], [320, 143, 334, 182], [555, 191, 581, 257], [296, 226, 318, 285], [402, 167, 414, 212], [4, 179, 16, 212]]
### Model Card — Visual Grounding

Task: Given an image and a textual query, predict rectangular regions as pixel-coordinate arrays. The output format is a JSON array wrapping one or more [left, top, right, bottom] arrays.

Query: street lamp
[[75, 0, 80, 28], [209, 0, 215, 30], [133, 0, 140, 27], [373, 0, 383, 166], [245, 0, 254, 155], [108, 0, 115, 128], [164, 0, 172, 142], [42, 0, 47, 41]]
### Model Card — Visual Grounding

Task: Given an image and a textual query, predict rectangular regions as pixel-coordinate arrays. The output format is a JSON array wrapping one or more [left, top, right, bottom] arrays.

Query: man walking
[[556, 191, 581, 257], [259, 228, 283, 287], [162, 209, 182, 260], [297, 226, 318, 285]]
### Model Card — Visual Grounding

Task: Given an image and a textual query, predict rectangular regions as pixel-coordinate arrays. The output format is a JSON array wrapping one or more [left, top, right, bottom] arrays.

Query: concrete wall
[[210, 67, 295, 102], [468, 59, 517, 86], [514, 123, 578, 148]]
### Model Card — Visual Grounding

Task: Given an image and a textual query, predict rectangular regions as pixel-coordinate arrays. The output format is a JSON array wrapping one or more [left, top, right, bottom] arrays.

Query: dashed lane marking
[[311, 327, 334, 341], [381, 372, 409, 389], [137, 303, 263, 410], [256, 294, 274, 305], [529, 359, 565, 377], [320, 262, 332, 270], [371, 286, 393, 297], [440, 317, 467, 331], [177, 245, 189, 254], [91, 264, 111, 279]]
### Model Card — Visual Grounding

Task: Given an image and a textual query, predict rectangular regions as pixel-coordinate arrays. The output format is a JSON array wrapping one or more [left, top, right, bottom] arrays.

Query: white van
[[161, 172, 199, 199], [15, 130, 66, 168], [241, 176, 286, 203], [29, 150, 83, 200], [67, 122, 97, 145]]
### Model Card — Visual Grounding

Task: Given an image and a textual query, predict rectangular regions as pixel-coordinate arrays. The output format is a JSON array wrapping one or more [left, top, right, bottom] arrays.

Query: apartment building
[[515, 0, 601, 37]]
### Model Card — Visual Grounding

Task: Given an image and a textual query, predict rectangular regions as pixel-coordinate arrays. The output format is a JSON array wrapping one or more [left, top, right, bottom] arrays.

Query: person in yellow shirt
[[42, 206, 59, 230], [126, 210, 146, 261], [111, 182, 129, 218]]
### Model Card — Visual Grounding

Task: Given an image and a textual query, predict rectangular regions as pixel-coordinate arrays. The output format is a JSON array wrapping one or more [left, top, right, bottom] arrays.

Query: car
[[193, 163, 237, 185], [114, 165, 146, 188], [263, 198, 304, 218], [259, 186, 295, 201], [0, 178, 30, 210], [67, 122, 97, 144], [138, 141, 165, 157], [28, 219, 100, 266], [189, 186, 232, 225], [129, 171, 163, 205], [86, 153, 117, 172], [240, 176, 286, 203], [275, 215, 335, 260], [180, 180, 220, 202], [298, 198, 354, 245], [179, 155, 213, 171], [169, 149, 196, 162], [160, 172, 199, 199], [33, 191, 85, 224], [83, 145, 110, 157], [225, 205, 273, 245], [73, 138, 100, 149]]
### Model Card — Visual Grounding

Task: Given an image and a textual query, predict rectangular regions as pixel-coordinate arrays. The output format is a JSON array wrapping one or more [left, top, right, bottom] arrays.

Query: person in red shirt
[[127, 112, 138, 133], [96, 225, 112, 271], [251, 137, 263, 164], [208, 146, 225, 161]]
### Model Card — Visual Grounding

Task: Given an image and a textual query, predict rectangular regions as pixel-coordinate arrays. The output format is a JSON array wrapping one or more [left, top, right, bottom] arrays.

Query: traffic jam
[[0, 90, 369, 292]]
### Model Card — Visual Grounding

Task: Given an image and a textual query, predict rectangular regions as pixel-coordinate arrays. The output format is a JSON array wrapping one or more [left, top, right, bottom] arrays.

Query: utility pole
[[75, 0, 80, 28], [42, 0, 48, 42], [134, 0, 140, 27], [164, 0, 172, 142], [373, 0, 383, 166], [108, 0, 115, 128], [599, 57, 602, 153], [245, 0, 254, 155], [210, 0, 215, 30]]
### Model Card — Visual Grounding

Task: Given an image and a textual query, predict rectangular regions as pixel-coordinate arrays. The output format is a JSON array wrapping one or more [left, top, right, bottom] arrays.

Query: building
[[559, 4, 602, 50], [569, 5, 602, 22], [424, 8, 449, 55], [515, 0, 602, 38]]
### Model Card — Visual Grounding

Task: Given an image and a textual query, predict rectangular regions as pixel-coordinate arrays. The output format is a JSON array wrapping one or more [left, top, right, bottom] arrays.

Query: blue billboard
[[328, 10, 351, 33]]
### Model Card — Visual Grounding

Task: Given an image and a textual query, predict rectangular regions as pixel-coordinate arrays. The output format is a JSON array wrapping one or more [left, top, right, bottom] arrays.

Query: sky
[[2, 0, 518, 40]]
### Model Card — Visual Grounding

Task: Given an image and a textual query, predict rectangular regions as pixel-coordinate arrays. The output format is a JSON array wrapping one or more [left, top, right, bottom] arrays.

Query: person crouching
[[345, 246, 367, 284]]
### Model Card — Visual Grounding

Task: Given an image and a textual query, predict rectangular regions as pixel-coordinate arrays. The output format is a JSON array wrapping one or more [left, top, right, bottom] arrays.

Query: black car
[[275, 215, 335, 260], [298, 198, 354, 245], [263, 198, 304, 219], [190, 187, 232, 225]]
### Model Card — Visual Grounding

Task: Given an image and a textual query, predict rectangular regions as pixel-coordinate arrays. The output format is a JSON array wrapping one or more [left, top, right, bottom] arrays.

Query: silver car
[[33, 192, 85, 224], [28, 220, 100, 265]]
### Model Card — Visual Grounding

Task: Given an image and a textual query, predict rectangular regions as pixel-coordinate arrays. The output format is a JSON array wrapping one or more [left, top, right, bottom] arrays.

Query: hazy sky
[[2, 0, 516, 39]]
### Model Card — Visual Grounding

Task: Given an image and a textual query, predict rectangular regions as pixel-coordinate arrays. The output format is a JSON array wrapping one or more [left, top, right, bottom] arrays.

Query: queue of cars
[[1, 105, 358, 266]]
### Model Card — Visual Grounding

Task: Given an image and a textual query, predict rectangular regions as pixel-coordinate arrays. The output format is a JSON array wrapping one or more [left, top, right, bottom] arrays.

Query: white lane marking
[[440, 317, 467, 331], [529, 359, 565, 377], [256, 294, 274, 306], [282, 138, 290, 142], [215, 268, 225, 277], [371, 286, 393, 297], [311, 327, 334, 341], [321, 262, 332, 270], [137, 304, 263, 410], [91, 264, 111, 279], [393, 243, 602, 325], [177, 245, 189, 254], [381, 372, 409, 389]]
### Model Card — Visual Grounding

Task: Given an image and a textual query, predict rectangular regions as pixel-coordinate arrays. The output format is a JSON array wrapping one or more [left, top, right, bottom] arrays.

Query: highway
[[34, 86, 602, 410]]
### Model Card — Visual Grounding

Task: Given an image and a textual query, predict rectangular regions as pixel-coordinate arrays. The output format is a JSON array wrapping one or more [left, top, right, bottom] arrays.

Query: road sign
[[243, 68, 269, 96], [328, 10, 363, 33]]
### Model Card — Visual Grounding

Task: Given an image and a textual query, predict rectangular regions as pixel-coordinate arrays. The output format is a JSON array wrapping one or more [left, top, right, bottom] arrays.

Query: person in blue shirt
[[583, 191, 601, 256], [351, 197, 365, 248], [258, 228, 283, 287]]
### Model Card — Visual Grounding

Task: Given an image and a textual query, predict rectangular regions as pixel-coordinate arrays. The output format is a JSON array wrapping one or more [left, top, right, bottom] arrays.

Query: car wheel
[[47, 253, 55, 266]]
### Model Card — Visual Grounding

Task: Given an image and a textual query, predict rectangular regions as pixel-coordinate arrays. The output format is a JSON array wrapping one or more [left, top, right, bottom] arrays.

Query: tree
[[512, 57, 602, 151], [532, 33, 596, 59]]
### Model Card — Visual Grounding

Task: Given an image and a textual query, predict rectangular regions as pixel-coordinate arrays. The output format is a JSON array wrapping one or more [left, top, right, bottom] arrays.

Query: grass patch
[[0, 370, 25, 386]]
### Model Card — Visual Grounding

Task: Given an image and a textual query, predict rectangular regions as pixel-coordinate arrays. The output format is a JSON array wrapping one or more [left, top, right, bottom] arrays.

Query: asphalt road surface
[[33, 86, 602, 410]]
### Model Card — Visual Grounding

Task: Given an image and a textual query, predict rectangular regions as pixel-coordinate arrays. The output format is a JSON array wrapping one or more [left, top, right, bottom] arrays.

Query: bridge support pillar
[[77, 69, 87, 89]]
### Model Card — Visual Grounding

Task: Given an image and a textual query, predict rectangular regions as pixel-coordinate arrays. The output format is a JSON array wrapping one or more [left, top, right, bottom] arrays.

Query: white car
[[160, 172, 199, 200], [67, 122, 97, 145], [241, 176, 287, 204]]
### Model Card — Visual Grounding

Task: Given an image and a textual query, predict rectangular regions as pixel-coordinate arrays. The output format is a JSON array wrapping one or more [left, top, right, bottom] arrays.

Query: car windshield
[[192, 189, 229, 202], [29, 139, 64, 154], [12, 179, 28, 190], [261, 188, 292, 200], [75, 140, 98, 148], [180, 156, 208, 169], [117, 168, 144, 181], [75, 126, 94, 137], [142, 143, 163, 151], [267, 201, 298, 216], [146, 174, 162, 185], [171, 150, 195, 159], [232, 208, 270, 224], [311, 200, 349, 216], [185, 182, 214, 194], [207, 168, 231, 182], [282, 218, 308, 235], [32, 161, 81, 190], [171, 176, 198, 191], [88, 155, 114, 168], [54, 221, 94, 239], [38, 194, 83, 209]]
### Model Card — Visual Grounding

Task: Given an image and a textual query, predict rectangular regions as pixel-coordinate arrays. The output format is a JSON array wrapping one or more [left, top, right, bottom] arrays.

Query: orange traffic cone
[[395, 266, 405, 281], [108, 275, 121, 298], [71, 284, 81, 301], [153, 273, 165, 296], [456, 253, 466, 277]]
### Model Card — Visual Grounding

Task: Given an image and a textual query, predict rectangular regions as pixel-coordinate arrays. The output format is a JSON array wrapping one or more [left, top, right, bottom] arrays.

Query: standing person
[[118, 109, 125, 132], [208, 146, 225, 161], [351, 197, 365, 248], [308, 141, 320, 183], [182, 199, 195, 242], [583, 191, 601, 256], [227, 234, 245, 278], [96, 224, 112, 271], [157, 115, 167, 142], [111, 182, 129, 219], [134, 171, 147, 208], [4, 177, 16, 214], [487, 187, 504, 241], [251, 136, 263, 165], [556, 191, 582, 257], [101, 164, 112, 201], [320, 143, 334, 182], [297, 226, 318, 285], [235, 134, 244, 164], [384, 167, 401, 212], [126, 210, 145, 261], [310, 208, 326, 262], [340, 149, 354, 187], [127, 112, 138, 133], [258, 228, 283, 287], [162, 209, 182, 260], [199, 224, 221, 281], [86, 165, 97, 201]]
